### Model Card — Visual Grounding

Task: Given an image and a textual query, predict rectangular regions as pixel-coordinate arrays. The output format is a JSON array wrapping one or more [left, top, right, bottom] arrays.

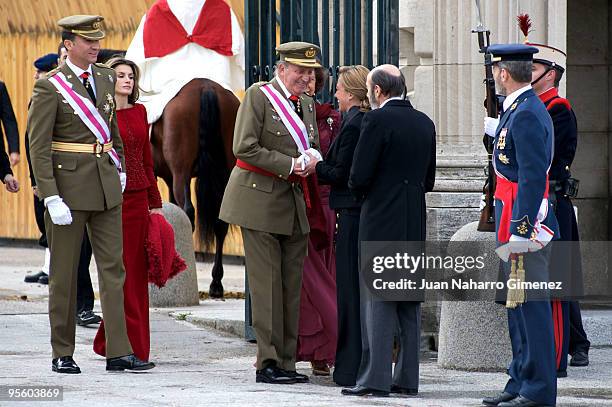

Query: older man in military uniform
[[28, 15, 153, 373], [220, 41, 321, 384], [482, 44, 559, 407]]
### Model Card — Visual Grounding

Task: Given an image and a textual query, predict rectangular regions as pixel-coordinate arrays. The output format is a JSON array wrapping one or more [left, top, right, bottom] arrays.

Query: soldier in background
[[527, 38, 590, 374]]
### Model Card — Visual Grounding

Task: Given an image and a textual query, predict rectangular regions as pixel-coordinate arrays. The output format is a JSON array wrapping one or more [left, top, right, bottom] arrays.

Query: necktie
[[80, 72, 96, 104]]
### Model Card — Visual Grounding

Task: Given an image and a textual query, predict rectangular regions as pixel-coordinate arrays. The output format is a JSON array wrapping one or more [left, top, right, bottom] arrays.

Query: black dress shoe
[[76, 310, 102, 326], [281, 369, 309, 383], [557, 370, 567, 378], [24, 271, 47, 283], [341, 385, 389, 397], [483, 391, 517, 406], [106, 354, 155, 371], [570, 351, 589, 367], [256, 365, 295, 384], [498, 395, 551, 407], [38, 274, 49, 285], [52, 356, 81, 374], [390, 385, 418, 395]]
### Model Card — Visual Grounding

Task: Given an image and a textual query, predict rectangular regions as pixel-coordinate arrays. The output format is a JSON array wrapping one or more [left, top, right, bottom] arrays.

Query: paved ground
[[1, 244, 611, 406]]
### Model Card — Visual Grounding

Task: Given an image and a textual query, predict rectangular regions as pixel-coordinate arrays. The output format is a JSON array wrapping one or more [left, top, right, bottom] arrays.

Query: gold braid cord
[[506, 255, 526, 308]]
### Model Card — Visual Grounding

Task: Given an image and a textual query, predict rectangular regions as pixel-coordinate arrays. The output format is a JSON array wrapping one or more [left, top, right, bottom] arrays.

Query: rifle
[[472, 0, 497, 232]]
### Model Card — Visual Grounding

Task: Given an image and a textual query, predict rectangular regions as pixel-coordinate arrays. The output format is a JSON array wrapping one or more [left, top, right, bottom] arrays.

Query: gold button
[[57, 164, 62, 169], [276, 131, 280, 135], [252, 183, 257, 188], [96, 154, 101, 158], [278, 174, 283, 178], [565, 165, 570, 170]]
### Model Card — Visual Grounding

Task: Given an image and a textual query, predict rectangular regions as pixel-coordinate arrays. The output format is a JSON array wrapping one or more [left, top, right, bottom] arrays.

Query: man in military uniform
[[481, 44, 559, 407], [527, 40, 590, 375], [219, 41, 321, 384], [28, 15, 153, 373]]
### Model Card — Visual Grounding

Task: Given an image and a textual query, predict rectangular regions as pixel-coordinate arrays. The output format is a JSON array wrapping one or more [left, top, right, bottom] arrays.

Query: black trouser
[[33, 194, 47, 247], [76, 231, 94, 314], [333, 208, 362, 386], [569, 301, 590, 355]]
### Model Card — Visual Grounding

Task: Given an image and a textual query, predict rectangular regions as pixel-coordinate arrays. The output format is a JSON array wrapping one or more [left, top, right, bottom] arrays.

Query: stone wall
[[566, 0, 611, 296]]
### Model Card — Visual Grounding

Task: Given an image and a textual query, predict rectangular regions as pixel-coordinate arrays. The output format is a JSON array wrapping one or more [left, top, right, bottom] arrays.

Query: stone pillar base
[[148, 202, 199, 308], [437, 221, 511, 371]]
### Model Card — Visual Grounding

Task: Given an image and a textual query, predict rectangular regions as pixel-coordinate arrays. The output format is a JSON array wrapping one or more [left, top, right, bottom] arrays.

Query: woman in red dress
[[296, 68, 341, 375], [93, 57, 162, 363]]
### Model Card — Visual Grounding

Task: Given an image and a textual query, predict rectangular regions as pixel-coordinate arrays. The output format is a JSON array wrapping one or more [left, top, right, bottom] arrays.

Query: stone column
[[398, 0, 569, 359]]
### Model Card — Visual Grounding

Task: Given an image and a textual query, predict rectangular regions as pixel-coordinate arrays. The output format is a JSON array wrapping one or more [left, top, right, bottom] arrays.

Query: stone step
[[433, 178, 485, 192], [426, 191, 481, 208], [435, 165, 487, 179]]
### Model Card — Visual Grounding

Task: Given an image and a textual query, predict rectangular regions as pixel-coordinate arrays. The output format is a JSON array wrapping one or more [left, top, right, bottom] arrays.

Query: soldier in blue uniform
[[482, 44, 559, 407], [527, 39, 590, 375]]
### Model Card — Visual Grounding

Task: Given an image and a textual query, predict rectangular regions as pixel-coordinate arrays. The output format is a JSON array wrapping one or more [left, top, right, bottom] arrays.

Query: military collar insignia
[[498, 153, 510, 164]]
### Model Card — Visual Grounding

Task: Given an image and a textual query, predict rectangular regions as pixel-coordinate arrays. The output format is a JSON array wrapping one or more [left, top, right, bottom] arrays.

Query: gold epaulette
[[43, 67, 61, 79]]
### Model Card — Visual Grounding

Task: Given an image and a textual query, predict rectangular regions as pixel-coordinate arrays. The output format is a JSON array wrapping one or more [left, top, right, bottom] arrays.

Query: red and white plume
[[517, 13, 532, 43]]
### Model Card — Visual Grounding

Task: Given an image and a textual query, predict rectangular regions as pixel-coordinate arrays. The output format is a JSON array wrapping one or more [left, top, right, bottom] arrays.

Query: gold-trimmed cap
[[276, 41, 322, 68], [526, 42, 567, 71], [58, 15, 105, 40]]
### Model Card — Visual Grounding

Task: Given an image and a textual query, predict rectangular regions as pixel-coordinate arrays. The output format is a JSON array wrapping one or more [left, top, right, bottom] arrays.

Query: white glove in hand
[[295, 154, 308, 170], [495, 235, 544, 262], [484, 116, 500, 138], [479, 194, 486, 211], [119, 172, 127, 193], [45, 195, 72, 225], [306, 148, 322, 162]]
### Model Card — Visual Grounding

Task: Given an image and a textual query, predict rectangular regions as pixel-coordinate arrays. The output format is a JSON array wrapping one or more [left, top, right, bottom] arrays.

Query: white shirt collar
[[379, 96, 403, 109], [65, 57, 92, 78], [503, 84, 532, 112], [275, 76, 293, 99]]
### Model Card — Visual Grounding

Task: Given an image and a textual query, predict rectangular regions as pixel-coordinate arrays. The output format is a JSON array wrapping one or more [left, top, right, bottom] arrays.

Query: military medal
[[497, 128, 507, 149], [517, 221, 528, 236], [308, 124, 315, 146], [106, 93, 115, 122]]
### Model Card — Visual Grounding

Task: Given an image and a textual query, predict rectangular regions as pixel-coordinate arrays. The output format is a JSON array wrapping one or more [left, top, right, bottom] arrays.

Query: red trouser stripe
[[552, 299, 563, 369]]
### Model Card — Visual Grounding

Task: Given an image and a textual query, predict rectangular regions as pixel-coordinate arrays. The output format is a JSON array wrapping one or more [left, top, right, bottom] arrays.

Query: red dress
[[296, 103, 341, 365], [93, 103, 162, 362]]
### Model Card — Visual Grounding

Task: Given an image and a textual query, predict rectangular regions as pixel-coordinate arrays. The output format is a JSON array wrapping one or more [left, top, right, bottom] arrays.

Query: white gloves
[[295, 148, 323, 171], [119, 172, 126, 193], [484, 116, 500, 138], [479, 194, 486, 211], [305, 148, 322, 162], [44, 195, 72, 225], [495, 235, 545, 262]]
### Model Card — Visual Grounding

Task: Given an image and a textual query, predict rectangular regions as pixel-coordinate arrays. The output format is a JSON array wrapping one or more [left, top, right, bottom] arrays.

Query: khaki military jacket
[[219, 77, 320, 235], [27, 62, 125, 211]]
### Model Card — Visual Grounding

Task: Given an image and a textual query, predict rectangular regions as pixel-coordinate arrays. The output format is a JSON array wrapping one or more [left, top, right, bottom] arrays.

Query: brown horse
[[150, 79, 239, 298]]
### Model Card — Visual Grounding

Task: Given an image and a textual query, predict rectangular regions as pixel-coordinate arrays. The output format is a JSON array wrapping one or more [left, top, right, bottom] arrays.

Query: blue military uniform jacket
[[493, 87, 559, 241]]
